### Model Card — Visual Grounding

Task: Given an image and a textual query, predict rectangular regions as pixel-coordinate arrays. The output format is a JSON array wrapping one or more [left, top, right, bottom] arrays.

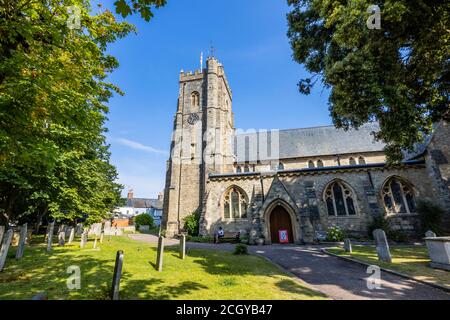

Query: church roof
[[234, 123, 385, 161]]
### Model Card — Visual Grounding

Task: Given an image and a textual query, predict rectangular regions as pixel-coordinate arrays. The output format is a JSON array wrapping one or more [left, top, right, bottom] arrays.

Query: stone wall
[[201, 162, 437, 242]]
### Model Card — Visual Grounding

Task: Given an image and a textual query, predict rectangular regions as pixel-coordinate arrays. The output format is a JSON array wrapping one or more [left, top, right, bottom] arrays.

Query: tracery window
[[382, 177, 416, 214], [308, 160, 315, 168], [236, 166, 241, 173], [358, 156, 366, 165], [223, 187, 248, 219], [324, 180, 357, 216], [349, 157, 356, 165]]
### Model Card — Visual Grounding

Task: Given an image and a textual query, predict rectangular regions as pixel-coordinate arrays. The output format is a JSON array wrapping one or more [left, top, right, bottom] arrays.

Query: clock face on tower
[[187, 113, 200, 125]]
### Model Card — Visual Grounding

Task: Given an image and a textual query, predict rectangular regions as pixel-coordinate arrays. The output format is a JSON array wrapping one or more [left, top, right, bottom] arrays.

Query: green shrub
[[186, 235, 213, 243], [133, 214, 154, 229], [417, 200, 445, 235], [367, 215, 408, 242], [183, 210, 200, 236], [233, 243, 248, 255], [325, 225, 345, 242]]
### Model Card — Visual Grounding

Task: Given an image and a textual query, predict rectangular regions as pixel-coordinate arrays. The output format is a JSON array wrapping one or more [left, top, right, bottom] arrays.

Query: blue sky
[[104, 0, 331, 198]]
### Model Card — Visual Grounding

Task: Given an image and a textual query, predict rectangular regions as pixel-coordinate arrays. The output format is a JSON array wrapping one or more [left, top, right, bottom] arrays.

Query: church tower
[[162, 57, 235, 237]]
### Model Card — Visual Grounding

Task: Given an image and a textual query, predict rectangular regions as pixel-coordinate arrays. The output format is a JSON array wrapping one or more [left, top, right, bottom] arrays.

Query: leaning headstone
[[179, 234, 186, 260], [344, 238, 352, 253], [93, 237, 98, 249], [68, 227, 75, 244], [0, 225, 4, 244], [99, 231, 104, 244], [156, 236, 164, 272], [75, 223, 83, 236], [80, 229, 88, 248], [0, 229, 14, 272], [111, 250, 124, 300], [104, 221, 112, 235], [58, 231, 65, 246], [373, 229, 392, 263], [425, 230, 437, 238], [15, 223, 28, 259], [46, 222, 55, 252], [58, 224, 65, 234]]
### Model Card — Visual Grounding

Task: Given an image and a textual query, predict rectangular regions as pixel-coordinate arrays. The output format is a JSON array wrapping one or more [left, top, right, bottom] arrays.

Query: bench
[[214, 231, 241, 244]]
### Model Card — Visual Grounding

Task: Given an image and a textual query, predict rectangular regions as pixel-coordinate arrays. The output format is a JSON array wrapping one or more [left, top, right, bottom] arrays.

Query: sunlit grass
[[327, 245, 450, 290], [0, 235, 326, 300]]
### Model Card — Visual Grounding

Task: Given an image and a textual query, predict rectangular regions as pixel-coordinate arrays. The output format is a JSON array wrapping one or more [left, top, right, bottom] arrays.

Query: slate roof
[[234, 123, 386, 161], [125, 198, 163, 210]]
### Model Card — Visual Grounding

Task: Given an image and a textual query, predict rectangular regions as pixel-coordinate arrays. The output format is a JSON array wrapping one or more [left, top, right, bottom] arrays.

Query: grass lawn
[[0, 235, 325, 300], [327, 245, 450, 290]]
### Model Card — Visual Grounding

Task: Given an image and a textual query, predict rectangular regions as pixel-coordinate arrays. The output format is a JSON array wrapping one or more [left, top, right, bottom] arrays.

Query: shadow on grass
[[275, 279, 324, 298]]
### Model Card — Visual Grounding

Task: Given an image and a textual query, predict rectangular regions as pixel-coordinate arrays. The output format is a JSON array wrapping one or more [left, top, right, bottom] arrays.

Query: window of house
[[223, 187, 248, 219], [324, 180, 357, 216], [349, 157, 356, 165], [317, 160, 324, 168], [191, 91, 200, 107], [308, 160, 315, 168], [382, 177, 416, 214], [358, 156, 366, 165]]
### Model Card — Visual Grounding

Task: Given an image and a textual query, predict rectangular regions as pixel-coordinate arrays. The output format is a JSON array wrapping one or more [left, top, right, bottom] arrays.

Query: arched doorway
[[269, 205, 294, 244]]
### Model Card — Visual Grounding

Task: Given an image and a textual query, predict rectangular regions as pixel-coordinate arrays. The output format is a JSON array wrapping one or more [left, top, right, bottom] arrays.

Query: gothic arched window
[[308, 160, 315, 168], [223, 187, 248, 219], [382, 177, 416, 214], [278, 162, 284, 170], [236, 166, 241, 173], [349, 157, 356, 165], [317, 160, 324, 168], [324, 180, 357, 216], [358, 156, 366, 165], [244, 165, 250, 172], [191, 91, 200, 107]]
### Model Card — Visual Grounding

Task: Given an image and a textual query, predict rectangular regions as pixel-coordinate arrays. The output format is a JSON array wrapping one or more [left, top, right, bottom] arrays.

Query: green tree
[[287, 0, 449, 162], [0, 0, 164, 226]]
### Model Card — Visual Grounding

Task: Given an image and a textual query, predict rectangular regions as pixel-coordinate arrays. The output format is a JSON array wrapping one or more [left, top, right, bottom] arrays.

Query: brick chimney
[[127, 189, 134, 200]]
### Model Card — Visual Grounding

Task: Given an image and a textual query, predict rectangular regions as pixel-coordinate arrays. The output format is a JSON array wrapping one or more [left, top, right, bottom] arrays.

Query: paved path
[[128, 234, 450, 300]]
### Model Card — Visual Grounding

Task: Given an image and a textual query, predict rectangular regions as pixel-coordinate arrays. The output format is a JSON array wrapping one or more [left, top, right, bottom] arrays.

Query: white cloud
[[117, 138, 169, 156]]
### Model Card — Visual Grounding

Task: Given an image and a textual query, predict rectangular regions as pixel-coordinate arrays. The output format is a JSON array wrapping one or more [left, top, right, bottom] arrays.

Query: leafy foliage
[[233, 243, 248, 255], [416, 200, 446, 235], [133, 213, 154, 229], [183, 211, 200, 236], [114, 0, 166, 21], [325, 225, 345, 242], [287, 0, 450, 162], [0, 0, 164, 227]]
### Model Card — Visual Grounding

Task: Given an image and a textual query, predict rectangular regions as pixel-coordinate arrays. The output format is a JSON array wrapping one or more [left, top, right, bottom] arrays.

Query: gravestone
[[76, 223, 83, 236], [344, 238, 352, 253], [179, 234, 186, 260], [58, 231, 65, 246], [68, 227, 75, 244], [156, 236, 164, 272], [93, 238, 98, 249], [80, 229, 88, 248], [15, 223, 28, 259], [58, 224, 65, 234], [100, 231, 104, 244], [0, 229, 13, 272], [0, 226, 4, 244], [111, 250, 124, 300], [104, 221, 112, 235], [425, 230, 437, 238], [46, 222, 55, 252], [373, 229, 392, 263]]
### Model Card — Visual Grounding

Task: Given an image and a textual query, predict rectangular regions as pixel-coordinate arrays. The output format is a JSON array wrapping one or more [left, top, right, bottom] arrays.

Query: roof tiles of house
[[125, 198, 163, 210], [234, 123, 385, 161]]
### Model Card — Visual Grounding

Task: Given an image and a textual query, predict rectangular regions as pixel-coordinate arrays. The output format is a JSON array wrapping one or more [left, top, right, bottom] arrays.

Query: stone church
[[162, 57, 450, 244]]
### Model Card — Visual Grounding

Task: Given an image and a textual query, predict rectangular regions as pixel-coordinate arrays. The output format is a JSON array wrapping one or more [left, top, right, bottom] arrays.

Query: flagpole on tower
[[200, 52, 203, 71]]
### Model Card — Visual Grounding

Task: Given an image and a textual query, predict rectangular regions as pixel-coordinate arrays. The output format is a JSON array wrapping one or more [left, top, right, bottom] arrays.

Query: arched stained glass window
[[223, 187, 248, 219], [324, 181, 357, 216], [382, 177, 416, 214]]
